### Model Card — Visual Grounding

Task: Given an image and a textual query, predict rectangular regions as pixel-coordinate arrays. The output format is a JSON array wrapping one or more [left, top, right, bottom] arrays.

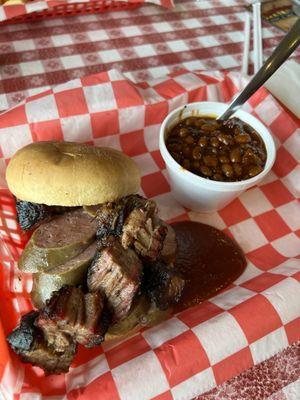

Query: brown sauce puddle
[[172, 221, 246, 312]]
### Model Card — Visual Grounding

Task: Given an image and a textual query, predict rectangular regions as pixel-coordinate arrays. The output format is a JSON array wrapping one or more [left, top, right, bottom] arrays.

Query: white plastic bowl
[[159, 102, 276, 213]]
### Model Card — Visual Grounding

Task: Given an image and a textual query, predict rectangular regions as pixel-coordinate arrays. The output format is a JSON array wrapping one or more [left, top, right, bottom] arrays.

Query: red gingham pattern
[[0, 69, 299, 400], [0, 0, 174, 22], [0, 0, 300, 113], [199, 340, 300, 400]]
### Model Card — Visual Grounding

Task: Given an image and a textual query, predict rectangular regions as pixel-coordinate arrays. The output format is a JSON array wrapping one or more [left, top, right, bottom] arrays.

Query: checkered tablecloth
[[200, 340, 300, 399], [0, 68, 299, 400], [0, 0, 300, 113]]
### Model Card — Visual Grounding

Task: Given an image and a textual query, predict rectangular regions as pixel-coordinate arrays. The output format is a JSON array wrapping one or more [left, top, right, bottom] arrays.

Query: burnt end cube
[[96, 195, 168, 262], [144, 261, 185, 310], [121, 207, 167, 261], [87, 241, 143, 321], [36, 285, 109, 350], [79, 291, 110, 348], [36, 286, 84, 353], [7, 310, 76, 375]]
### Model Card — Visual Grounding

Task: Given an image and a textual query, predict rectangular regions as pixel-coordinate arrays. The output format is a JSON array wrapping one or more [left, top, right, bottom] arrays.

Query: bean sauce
[[166, 116, 267, 182]]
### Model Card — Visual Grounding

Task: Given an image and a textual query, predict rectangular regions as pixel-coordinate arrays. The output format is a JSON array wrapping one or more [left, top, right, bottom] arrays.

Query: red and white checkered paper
[[0, 0, 174, 23], [0, 68, 299, 400]]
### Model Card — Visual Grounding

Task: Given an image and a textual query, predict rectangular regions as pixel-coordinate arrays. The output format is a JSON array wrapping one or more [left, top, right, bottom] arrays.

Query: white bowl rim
[[159, 101, 276, 191]]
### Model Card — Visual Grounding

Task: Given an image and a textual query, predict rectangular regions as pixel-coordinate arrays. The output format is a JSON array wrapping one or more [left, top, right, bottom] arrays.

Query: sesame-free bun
[[6, 141, 140, 206], [104, 295, 171, 343]]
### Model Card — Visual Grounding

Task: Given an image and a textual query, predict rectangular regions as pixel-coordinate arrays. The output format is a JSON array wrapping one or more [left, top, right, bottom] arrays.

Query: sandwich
[[6, 141, 185, 374]]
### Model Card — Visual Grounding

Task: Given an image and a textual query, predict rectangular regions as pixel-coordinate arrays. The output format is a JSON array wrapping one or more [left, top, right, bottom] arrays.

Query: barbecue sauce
[[172, 221, 246, 312]]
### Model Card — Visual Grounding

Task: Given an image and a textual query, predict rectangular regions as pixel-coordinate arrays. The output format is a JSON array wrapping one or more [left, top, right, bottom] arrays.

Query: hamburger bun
[[104, 295, 171, 342], [6, 141, 140, 206]]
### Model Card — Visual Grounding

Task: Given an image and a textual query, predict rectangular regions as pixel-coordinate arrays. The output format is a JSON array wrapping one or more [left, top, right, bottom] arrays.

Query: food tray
[[0, 68, 299, 400], [0, 0, 145, 25]]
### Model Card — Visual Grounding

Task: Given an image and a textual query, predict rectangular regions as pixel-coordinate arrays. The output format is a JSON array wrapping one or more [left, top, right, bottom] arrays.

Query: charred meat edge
[[96, 195, 167, 261], [16, 200, 74, 231], [144, 261, 185, 310], [7, 310, 77, 375]]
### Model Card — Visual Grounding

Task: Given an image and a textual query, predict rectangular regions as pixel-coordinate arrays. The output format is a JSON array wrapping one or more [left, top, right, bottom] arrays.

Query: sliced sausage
[[18, 209, 97, 273]]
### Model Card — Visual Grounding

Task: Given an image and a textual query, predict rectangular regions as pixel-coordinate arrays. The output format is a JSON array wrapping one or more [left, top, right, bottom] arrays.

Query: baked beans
[[166, 116, 267, 182]]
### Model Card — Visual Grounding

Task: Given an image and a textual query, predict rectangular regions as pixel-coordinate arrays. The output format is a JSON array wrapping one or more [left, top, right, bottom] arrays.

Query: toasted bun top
[[6, 141, 140, 206]]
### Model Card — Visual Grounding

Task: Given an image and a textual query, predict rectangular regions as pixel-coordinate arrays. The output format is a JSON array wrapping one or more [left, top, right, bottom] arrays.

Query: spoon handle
[[218, 18, 300, 121]]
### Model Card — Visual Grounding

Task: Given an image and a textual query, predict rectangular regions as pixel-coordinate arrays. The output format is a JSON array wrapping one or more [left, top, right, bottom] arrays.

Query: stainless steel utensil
[[217, 18, 300, 121], [252, 1, 263, 73]]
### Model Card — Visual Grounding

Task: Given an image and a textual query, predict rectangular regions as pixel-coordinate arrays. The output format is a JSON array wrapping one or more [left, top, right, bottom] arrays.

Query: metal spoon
[[217, 18, 300, 121]]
